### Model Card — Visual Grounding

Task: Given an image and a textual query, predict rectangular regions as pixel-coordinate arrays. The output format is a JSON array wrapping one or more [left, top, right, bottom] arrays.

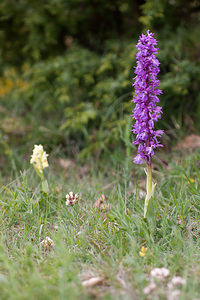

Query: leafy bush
[[0, 42, 135, 159], [0, 0, 200, 161], [0, 0, 141, 64]]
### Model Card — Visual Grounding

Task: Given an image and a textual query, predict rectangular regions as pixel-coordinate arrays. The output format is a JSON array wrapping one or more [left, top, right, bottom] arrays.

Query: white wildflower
[[143, 282, 157, 295], [40, 237, 54, 248], [167, 290, 181, 300], [168, 276, 186, 289], [150, 267, 170, 280], [30, 144, 49, 173], [171, 276, 186, 286]]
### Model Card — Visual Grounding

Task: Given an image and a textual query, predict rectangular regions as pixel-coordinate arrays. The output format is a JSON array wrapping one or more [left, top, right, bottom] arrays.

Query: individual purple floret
[[131, 30, 163, 165]]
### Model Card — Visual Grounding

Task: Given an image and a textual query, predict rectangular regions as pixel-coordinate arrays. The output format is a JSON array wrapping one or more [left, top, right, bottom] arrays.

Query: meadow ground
[[0, 150, 200, 300]]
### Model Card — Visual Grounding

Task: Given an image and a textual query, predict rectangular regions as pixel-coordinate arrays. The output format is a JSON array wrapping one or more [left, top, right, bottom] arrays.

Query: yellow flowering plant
[[30, 144, 49, 193], [139, 246, 148, 257]]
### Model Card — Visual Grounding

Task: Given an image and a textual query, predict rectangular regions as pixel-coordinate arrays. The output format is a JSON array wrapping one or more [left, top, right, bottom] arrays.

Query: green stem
[[33, 167, 49, 193], [42, 179, 49, 193], [144, 163, 152, 218]]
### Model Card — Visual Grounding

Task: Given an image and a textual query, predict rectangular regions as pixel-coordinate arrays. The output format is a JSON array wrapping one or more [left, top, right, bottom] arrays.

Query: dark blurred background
[[0, 0, 200, 168]]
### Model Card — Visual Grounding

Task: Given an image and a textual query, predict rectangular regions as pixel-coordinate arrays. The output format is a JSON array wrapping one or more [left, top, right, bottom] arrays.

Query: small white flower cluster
[[167, 276, 186, 300], [143, 267, 186, 298], [66, 191, 79, 206], [30, 144, 48, 173], [40, 237, 54, 248], [150, 267, 170, 280], [143, 267, 170, 295], [169, 276, 186, 287], [143, 282, 157, 295]]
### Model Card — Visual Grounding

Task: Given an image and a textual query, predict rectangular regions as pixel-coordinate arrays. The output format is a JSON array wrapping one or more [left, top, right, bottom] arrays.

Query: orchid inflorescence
[[30, 144, 49, 173], [131, 30, 163, 165], [131, 30, 163, 218], [30, 144, 49, 193]]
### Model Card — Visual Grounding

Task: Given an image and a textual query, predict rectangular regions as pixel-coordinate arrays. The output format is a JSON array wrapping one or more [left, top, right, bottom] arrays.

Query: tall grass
[[0, 150, 199, 299]]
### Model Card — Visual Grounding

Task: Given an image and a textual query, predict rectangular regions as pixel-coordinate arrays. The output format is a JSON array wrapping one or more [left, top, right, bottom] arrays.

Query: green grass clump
[[0, 151, 200, 300]]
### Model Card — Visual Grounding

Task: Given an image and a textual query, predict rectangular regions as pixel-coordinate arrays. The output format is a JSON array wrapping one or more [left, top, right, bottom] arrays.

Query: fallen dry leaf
[[99, 203, 111, 210], [94, 195, 111, 211], [78, 165, 90, 178], [58, 158, 75, 170], [116, 265, 129, 290], [175, 134, 200, 151], [1, 117, 31, 134], [94, 194, 105, 209], [0, 105, 8, 114], [82, 277, 103, 288]]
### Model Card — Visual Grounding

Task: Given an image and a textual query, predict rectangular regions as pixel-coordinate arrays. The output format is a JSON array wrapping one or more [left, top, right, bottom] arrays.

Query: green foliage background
[[0, 0, 200, 161]]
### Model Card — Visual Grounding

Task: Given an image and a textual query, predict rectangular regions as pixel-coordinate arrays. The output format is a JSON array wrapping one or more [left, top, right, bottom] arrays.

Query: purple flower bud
[[131, 30, 163, 164]]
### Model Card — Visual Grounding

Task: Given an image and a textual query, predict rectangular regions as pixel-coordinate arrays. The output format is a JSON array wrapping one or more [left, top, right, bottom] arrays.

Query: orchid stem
[[144, 163, 152, 218]]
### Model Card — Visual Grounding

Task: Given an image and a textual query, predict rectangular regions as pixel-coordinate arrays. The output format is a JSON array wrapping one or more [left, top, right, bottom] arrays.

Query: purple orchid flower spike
[[131, 30, 164, 218]]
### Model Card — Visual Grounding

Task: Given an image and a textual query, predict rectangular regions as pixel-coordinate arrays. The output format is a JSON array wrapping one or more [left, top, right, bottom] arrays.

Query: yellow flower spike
[[139, 246, 148, 257]]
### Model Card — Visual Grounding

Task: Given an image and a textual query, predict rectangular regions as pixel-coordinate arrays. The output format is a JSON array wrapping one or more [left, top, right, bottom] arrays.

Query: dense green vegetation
[[0, 0, 200, 164]]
